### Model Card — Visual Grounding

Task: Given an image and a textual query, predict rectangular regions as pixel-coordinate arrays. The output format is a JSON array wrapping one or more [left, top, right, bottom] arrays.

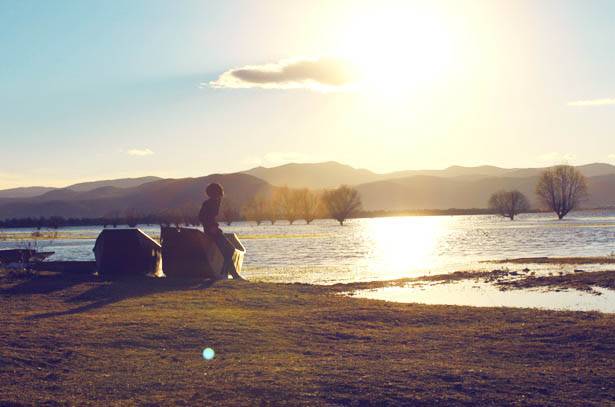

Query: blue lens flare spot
[[202, 347, 215, 360]]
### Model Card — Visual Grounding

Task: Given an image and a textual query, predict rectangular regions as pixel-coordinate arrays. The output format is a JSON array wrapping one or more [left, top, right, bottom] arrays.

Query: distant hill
[[243, 162, 615, 189], [500, 163, 615, 179], [385, 165, 516, 180], [66, 176, 162, 192], [369, 163, 615, 182], [355, 174, 615, 211], [243, 161, 381, 189], [0, 174, 269, 219], [355, 176, 539, 210], [0, 187, 56, 199], [585, 174, 615, 208], [0, 176, 162, 199], [243, 162, 615, 210]]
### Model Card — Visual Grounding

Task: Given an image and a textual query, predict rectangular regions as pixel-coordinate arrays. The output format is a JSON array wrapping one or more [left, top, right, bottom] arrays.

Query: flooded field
[[3, 210, 615, 281], [2, 210, 615, 311]]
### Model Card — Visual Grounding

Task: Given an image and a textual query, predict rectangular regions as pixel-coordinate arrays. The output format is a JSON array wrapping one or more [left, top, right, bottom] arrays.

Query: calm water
[[2, 210, 615, 283], [2, 211, 615, 311], [351, 282, 615, 313]]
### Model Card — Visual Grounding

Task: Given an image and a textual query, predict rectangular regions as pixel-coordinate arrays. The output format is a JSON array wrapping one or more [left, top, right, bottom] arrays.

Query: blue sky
[[1, 0, 614, 188]]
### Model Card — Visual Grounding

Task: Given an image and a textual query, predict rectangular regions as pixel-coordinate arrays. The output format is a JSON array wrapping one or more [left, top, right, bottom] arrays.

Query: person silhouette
[[199, 183, 242, 279]]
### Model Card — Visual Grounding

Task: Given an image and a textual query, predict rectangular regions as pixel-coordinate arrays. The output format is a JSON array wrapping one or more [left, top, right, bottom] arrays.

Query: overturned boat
[[93, 228, 162, 279], [90, 227, 245, 280], [160, 227, 245, 279]]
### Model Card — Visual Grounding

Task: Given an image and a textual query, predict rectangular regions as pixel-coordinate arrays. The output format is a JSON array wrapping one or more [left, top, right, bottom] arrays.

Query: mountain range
[[0, 174, 268, 219], [243, 162, 615, 187], [1, 162, 615, 219], [0, 176, 162, 198]]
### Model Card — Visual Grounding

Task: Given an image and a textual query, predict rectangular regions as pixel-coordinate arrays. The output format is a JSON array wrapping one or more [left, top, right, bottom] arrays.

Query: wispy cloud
[[125, 148, 154, 157], [208, 57, 358, 92], [538, 152, 576, 164], [567, 98, 615, 107]]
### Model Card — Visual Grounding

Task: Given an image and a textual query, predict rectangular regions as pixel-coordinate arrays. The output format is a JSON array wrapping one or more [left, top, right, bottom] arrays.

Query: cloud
[[568, 98, 615, 107], [208, 57, 359, 91], [538, 152, 576, 164], [608, 154, 615, 161], [125, 148, 154, 157]]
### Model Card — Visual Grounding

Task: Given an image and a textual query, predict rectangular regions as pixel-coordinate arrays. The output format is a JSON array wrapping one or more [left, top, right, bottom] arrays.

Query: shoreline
[[6, 255, 615, 294]]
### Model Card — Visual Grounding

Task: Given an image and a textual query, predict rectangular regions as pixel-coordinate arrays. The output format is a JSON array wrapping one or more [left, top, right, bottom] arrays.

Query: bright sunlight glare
[[362, 216, 448, 280], [334, 5, 456, 96]]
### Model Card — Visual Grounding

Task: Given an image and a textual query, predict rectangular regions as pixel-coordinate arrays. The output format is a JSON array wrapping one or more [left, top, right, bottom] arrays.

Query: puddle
[[349, 280, 615, 313]]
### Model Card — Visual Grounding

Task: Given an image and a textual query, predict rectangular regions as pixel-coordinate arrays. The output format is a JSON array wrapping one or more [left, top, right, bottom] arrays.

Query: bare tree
[[296, 188, 320, 224], [159, 208, 184, 228], [275, 186, 300, 225], [267, 192, 281, 225], [124, 208, 140, 227], [176, 203, 199, 227], [219, 199, 241, 226], [104, 210, 121, 228], [536, 165, 588, 219], [488, 190, 530, 220], [322, 185, 362, 226], [242, 195, 268, 225]]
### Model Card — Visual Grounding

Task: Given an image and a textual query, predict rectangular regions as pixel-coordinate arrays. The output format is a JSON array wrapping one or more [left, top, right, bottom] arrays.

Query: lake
[[2, 210, 615, 311]]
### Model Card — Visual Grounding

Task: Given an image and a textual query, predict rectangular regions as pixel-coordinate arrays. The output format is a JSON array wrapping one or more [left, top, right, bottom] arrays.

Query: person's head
[[206, 182, 224, 199]]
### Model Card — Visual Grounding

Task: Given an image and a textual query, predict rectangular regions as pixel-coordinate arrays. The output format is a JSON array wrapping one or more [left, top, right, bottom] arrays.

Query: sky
[[1, 0, 614, 189]]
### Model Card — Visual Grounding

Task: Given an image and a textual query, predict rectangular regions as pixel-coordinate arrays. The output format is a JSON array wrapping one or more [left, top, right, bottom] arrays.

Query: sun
[[334, 5, 455, 95]]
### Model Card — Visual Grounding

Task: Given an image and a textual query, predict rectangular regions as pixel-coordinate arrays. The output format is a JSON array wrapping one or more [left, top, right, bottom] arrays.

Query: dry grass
[[1, 269, 614, 406]]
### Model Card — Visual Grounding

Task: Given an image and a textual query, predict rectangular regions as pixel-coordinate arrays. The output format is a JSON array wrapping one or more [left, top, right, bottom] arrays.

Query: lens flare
[[202, 347, 215, 360]]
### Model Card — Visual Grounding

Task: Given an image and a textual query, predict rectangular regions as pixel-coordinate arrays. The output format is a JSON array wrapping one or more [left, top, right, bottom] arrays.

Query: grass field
[[1, 268, 614, 406]]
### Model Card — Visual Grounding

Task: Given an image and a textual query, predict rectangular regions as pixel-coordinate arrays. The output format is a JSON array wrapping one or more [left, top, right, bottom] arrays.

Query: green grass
[[1, 269, 614, 406]]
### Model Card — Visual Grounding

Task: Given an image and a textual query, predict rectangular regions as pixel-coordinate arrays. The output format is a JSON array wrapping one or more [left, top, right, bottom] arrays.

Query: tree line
[[488, 165, 589, 220], [241, 185, 361, 226], [0, 185, 363, 229], [0, 214, 172, 229]]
